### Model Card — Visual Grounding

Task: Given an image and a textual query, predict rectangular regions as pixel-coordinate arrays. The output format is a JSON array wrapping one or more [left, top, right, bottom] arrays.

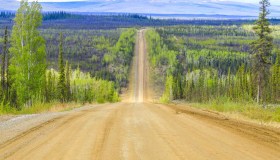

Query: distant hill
[[1, 0, 280, 17]]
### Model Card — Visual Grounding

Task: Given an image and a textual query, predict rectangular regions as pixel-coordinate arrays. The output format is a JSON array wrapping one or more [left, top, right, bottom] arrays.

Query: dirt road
[[125, 29, 147, 103], [1, 29, 280, 160]]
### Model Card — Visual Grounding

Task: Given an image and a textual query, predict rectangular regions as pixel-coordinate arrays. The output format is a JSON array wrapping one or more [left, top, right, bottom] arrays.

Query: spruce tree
[[251, 0, 273, 104], [271, 53, 280, 102], [58, 33, 66, 102], [65, 61, 71, 102]]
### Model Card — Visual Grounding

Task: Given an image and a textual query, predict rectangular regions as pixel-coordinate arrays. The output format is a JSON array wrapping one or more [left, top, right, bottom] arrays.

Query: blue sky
[[1, 0, 280, 16], [12, 0, 280, 4]]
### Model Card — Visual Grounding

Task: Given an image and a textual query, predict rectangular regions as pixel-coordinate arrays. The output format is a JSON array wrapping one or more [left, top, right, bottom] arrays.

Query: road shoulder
[[155, 102, 280, 150]]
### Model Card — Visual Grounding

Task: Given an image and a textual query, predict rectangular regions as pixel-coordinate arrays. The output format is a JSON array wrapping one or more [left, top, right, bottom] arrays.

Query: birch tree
[[9, 0, 46, 107]]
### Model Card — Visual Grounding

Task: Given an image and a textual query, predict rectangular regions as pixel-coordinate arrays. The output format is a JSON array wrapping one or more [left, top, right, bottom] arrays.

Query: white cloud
[[1, 0, 280, 15]]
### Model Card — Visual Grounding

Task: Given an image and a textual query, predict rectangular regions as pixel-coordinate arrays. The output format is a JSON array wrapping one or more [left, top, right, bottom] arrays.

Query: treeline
[[43, 11, 80, 20], [0, 11, 79, 21], [3, 10, 280, 30], [0, 11, 15, 18], [0, 1, 120, 112], [119, 14, 148, 19]]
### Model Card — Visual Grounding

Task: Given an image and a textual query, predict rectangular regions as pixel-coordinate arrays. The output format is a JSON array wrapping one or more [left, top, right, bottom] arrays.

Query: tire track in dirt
[[0, 104, 114, 159], [91, 107, 118, 159], [165, 103, 280, 149]]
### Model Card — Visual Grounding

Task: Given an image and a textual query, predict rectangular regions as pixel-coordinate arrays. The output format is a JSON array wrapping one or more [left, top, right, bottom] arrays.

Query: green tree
[[65, 61, 71, 102], [198, 70, 205, 102], [45, 71, 51, 102], [271, 53, 280, 102], [160, 75, 173, 103], [57, 33, 66, 102], [236, 65, 244, 99], [226, 68, 232, 98], [9, 0, 46, 107], [251, 0, 273, 103], [1, 26, 9, 99]]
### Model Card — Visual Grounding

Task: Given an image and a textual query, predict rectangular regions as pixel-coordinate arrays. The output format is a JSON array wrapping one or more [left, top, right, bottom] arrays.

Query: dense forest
[[146, 12, 280, 105], [0, 1, 137, 113]]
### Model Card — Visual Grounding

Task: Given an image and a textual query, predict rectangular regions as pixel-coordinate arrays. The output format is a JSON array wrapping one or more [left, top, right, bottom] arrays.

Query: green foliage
[[45, 68, 119, 104], [0, 100, 11, 115], [147, 18, 278, 105], [9, 0, 46, 107], [45, 69, 56, 102], [1, 26, 9, 102], [146, 29, 179, 94], [105, 28, 136, 88], [191, 100, 280, 122], [271, 53, 280, 102], [160, 75, 174, 103], [251, 0, 274, 103], [0, 1, 122, 114], [46, 66, 120, 103], [71, 69, 119, 103], [57, 33, 66, 102], [65, 61, 71, 102]]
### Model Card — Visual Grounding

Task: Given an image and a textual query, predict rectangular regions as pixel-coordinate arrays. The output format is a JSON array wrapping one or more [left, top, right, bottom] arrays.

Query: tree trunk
[[257, 84, 260, 104]]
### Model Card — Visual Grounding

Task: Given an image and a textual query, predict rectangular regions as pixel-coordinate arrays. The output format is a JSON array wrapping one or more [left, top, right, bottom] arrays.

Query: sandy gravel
[[1, 102, 280, 160], [0, 105, 107, 145]]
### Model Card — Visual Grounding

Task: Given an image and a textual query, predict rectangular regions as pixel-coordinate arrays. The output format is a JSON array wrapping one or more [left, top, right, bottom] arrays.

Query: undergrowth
[[0, 102, 81, 115], [188, 98, 280, 122]]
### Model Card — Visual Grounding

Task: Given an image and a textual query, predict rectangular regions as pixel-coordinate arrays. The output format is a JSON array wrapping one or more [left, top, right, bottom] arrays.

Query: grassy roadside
[[0, 102, 83, 115], [173, 99, 280, 123]]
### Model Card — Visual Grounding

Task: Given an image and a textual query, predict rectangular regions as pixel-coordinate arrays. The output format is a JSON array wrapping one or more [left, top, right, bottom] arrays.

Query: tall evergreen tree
[[58, 32, 66, 102], [9, 0, 46, 107], [251, 0, 273, 104], [271, 53, 280, 102], [65, 61, 71, 102]]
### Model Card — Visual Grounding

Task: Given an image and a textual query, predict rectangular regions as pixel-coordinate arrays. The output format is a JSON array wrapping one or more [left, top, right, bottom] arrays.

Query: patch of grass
[[189, 98, 280, 123], [0, 102, 81, 115], [0, 101, 13, 115]]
